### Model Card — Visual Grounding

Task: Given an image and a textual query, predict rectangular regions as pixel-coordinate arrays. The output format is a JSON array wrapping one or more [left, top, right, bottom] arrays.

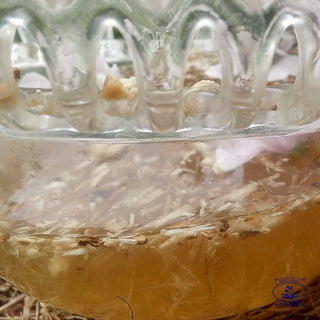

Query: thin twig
[[308, 287, 320, 319], [41, 303, 53, 320], [117, 296, 134, 320], [0, 294, 25, 313], [35, 301, 40, 320]]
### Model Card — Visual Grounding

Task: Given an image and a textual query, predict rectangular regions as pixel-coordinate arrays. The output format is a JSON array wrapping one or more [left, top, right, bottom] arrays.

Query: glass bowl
[[0, 0, 320, 319]]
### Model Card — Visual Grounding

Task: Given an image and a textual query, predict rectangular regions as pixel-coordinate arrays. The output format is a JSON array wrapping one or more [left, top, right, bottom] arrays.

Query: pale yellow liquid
[[0, 134, 320, 320], [1, 202, 320, 320]]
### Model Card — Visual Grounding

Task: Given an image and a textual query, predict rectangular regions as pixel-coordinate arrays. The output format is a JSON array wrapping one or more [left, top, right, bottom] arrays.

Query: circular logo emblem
[[272, 277, 308, 307]]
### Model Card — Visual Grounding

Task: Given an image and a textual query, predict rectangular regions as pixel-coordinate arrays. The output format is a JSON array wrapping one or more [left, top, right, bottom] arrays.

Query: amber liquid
[[0, 133, 320, 319], [0, 202, 320, 320]]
